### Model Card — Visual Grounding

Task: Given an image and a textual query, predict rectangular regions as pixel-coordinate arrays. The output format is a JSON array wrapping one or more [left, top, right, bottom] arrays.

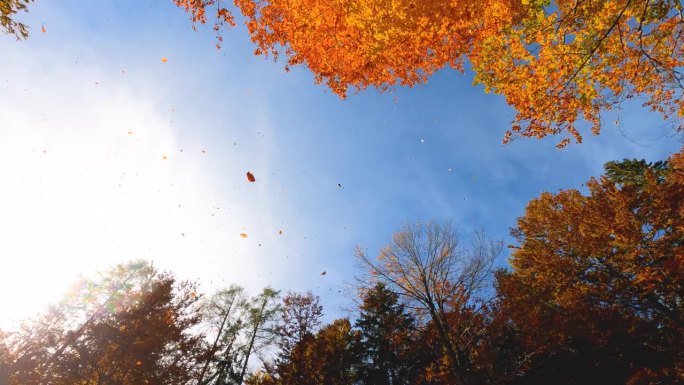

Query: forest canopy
[[1, 148, 682, 384], [172, 0, 684, 147]]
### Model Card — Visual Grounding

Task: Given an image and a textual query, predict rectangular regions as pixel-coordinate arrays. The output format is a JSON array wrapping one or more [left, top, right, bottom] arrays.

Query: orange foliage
[[472, 0, 684, 147], [499, 148, 684, 382], [174, 0, 683, 147]]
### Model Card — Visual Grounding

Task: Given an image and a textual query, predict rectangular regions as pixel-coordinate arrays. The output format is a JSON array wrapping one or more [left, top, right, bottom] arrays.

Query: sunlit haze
[[0, 0, 680, 329]]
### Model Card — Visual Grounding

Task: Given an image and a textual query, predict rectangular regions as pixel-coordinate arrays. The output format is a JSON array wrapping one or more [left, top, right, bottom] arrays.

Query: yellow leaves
[[161, 57, 168, 63], [173, 0, 683, 147], [240, 233, 248, 238]]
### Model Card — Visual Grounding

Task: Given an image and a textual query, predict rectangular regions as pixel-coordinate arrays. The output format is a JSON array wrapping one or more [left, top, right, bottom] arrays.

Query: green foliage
[[604, 158, 670, 188], [354, 283, 419, 385]]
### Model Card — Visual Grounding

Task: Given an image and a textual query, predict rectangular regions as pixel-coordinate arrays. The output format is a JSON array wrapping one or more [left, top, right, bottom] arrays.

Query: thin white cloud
[[0, 43, 285, 328]]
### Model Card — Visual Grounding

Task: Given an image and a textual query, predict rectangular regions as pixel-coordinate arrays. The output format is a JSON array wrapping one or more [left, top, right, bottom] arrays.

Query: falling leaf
[[278, 230, 283, 235], [136, 361, 142, 366], [162, 155, 168, 160], [127, 131, 133, 135], [41, 25, 46, 33], [246, 172, 256, 182], [240, 233, 248, 238], [320, 271, 327, 276], [161, 57, 168, 63], [337, 183, 342, 188]]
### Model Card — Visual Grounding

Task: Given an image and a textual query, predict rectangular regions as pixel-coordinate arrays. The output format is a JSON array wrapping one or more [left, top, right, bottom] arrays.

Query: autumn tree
[[271, 291, 323, 385], [497, 149, 684, 384], [354, 283, 422, 385], [356, 222, 503, 384], [4, 260, 206, 385], [0, 0, 31, 39], [270, 318, 361, 385], [275, 291, 322, 356], [175, 0, 684, 147]]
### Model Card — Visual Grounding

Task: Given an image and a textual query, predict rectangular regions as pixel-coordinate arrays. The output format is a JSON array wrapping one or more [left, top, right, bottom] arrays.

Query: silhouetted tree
[[197, 285, 247, 385], [354, 283, 421, 385], [5, 260, 206, 385]]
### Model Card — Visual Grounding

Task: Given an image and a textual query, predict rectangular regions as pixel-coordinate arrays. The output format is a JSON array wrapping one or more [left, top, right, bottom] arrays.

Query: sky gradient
[[0, 0, 681, 328]]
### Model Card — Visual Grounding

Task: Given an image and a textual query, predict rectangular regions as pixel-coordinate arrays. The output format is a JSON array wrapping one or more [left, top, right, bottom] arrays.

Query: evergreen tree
[[355, 283, 420, 385]]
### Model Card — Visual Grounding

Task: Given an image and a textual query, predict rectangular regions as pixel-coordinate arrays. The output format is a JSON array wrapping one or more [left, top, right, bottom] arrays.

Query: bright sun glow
[[0, 62, 273, 327]]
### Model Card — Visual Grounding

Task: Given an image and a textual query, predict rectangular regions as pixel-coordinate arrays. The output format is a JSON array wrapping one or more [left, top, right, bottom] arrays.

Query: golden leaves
[[173, 0, 684, 146], [240, 233, 248, 238], [471, 0, 684, 146]]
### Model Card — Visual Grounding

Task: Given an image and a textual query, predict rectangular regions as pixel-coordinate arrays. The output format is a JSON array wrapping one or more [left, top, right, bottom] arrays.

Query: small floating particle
[[278, 230, 283, 235], [162, 155, 168, 160], [41, 25, 46, 33], [246, 172, 256, 182], [161, 57, 168, 63], [240, 233, 248, 238], [320, 271, 327, 276]]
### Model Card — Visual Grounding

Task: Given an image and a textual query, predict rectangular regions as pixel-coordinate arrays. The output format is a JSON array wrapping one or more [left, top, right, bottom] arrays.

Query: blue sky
[[0, 0, 680, 327]]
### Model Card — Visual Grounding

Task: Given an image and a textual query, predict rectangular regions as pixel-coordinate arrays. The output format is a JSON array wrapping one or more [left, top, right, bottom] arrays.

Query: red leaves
[[246, 172, 256, 182]]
